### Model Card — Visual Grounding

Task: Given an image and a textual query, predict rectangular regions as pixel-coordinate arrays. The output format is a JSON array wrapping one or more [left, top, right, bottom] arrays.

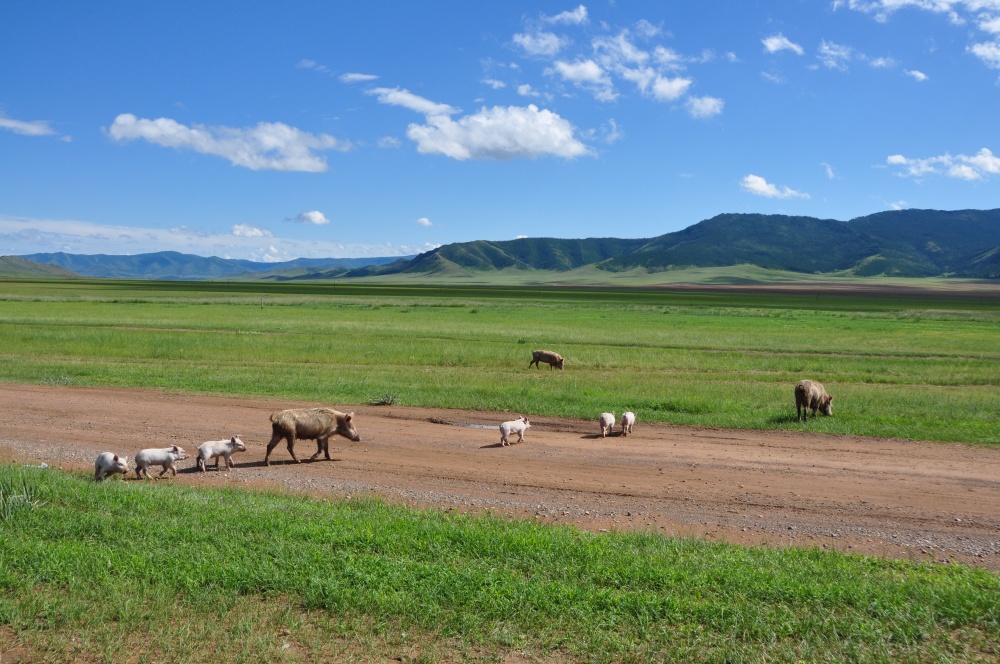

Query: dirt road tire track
[[1, 384, 997, 570]]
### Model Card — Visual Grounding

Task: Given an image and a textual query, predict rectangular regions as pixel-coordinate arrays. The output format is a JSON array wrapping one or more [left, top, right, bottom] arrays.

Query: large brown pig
[[795, 380, 833, 421], [264, 408, 361, 465], [529, 349, 564, 370]]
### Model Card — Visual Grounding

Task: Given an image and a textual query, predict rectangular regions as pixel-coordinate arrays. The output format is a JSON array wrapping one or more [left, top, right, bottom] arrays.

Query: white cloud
[[761, 71, 787, 84], [686, 95, 724, 118], [517, 83, 541, 97], [107, 114, 349, 172], [296, 59, 330, 74], [544, 5, 588, 25], [515, 235, 529, 239], [232, 224, 272, 237], [406, 104, 591, 160], [513, 31, 567, 56], [969, 41, 1000, 67], [869, 56, 895, 68], [906, 69, 929, 81], [366, 88, 458, 116], [740, 174, 810, 199], [890, 200, 908, 210], [762, 34, 804, 56], [886, 147, 1000, 179], [0, 113, 57, 137], [340, 72, 379, 83], [818, 40, 853, 70], [482, 78, 506, 89], [378, 136, 402, 148], [651, 76, 693, 101], [843, 1, 1000, 69], [0, 214, 435, 261], [548, 59, 617, 101], [288, 211, 330, 225], [415, 217, 432, 227], [822, 162, 837, 179]]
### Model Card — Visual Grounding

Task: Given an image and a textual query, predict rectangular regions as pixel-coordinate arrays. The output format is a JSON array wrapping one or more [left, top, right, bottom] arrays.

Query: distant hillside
[[20, 251, 411, 280], [0, 256, 79, 278], [344, 209, 1000, 280]]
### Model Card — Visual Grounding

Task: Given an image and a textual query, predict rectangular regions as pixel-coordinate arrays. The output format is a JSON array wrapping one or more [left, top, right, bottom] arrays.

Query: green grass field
[[0, 278, 997, 444], [2, 464, 997, 662]]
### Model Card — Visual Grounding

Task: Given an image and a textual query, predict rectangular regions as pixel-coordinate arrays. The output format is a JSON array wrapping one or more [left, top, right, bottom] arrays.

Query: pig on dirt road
[[599, 412, 616, 438], [134, 445, 189, 479], [499, 416, 530, 446], [197, 435, 246, 472], [94, 452, 129, 481], [620, 411, 636, 436], [529, 349, 564, 370], [264, 408, 361, 466], [795, 379, 834, 421]]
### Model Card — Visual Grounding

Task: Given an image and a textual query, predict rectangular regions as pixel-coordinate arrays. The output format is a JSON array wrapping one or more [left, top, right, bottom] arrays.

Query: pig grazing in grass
[[529, 349, 564, 370], [499, 416, 530, 446], [197, 435, 246, 472], [94, 452, 129, 481], [265, 408, 361, 466], [795, 379, 834, 421], [620, 412, 636, 436], [599, 412, 616, 438], [135, 445, 188, 479]]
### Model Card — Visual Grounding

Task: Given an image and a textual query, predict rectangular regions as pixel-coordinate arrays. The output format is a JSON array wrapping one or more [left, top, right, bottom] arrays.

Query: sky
[[1, 1, 999, 262]]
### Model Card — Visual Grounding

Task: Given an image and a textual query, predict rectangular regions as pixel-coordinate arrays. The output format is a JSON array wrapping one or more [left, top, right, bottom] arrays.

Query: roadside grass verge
[[0, 280, 998, 445], [0, 465, 998, 662]]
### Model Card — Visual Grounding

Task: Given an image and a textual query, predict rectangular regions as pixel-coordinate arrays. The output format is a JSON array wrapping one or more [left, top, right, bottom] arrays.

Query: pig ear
[[231, 436, 237, 443], [112, 454, 119, 462], [346, 412, 354, 422], [827, 396, 834, 403], [172, 445, 179, 453]]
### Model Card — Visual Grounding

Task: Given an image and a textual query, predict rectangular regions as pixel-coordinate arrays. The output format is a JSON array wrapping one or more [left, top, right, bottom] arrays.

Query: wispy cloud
[[686, 96, 724, 118], [366, 88, 458, 116], [887, 147, 1000, 180], [340, 72, 379, 83], [513, 31, 567, 57], [415, 217, 432, 227], [740, 174, 810, 199], [544, 5, 588, 25], [906, 69, 929, 81], [107, 114, 350, 172], [818, 40, 853, 70], [762, 34, 804, 56], [841, 1, 1000, 70], [0, 113, 57, 137]]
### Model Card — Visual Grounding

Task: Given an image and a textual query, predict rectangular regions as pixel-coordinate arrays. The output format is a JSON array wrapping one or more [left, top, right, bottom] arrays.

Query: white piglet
[[620, 412, 636, 436], [135, 445, 189, 479], [197, 435, 247, 472], [499, 416, 530, 446], [94, 452, 129, 481], [599, 412, 616, 438]]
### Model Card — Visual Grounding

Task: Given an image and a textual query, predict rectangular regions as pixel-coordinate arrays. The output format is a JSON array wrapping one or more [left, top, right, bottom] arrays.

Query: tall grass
[[0, 280, 998, 444], [1, 464, 997, 662]]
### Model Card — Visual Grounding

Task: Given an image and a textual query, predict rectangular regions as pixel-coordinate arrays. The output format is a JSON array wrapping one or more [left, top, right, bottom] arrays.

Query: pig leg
[[310, 438, 324, 461], [264, 433, 284, 466], [286, 435, 300, 463], [322, 437, 331, 460], [214, 455, 222, 469], [224, 452, 234, 469]]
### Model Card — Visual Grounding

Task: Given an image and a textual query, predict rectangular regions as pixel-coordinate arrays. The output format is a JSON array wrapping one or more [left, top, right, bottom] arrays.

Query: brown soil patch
[[1, 384, 997, 570]]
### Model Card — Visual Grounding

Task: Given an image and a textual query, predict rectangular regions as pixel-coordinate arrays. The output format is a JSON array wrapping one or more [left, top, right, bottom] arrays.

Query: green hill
[[0, 256, 79, 278], [341, 209, 1000, 280]]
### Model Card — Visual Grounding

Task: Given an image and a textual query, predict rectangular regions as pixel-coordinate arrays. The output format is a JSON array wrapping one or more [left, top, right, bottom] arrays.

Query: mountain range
[[15, 251, 409, 280], [13, 209, 1000, 281]]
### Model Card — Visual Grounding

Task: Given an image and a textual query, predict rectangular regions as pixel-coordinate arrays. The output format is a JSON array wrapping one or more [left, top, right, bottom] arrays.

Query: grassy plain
[[0, 278, 997, 444], [2, 464, 998, 662]]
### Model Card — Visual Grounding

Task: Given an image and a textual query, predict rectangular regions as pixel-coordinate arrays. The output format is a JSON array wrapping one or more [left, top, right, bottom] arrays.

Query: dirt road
[[1, 384, 997, 570]]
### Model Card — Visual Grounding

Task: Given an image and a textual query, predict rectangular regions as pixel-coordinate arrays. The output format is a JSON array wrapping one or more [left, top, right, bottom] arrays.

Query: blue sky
[[2, 1, 999, 261]]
